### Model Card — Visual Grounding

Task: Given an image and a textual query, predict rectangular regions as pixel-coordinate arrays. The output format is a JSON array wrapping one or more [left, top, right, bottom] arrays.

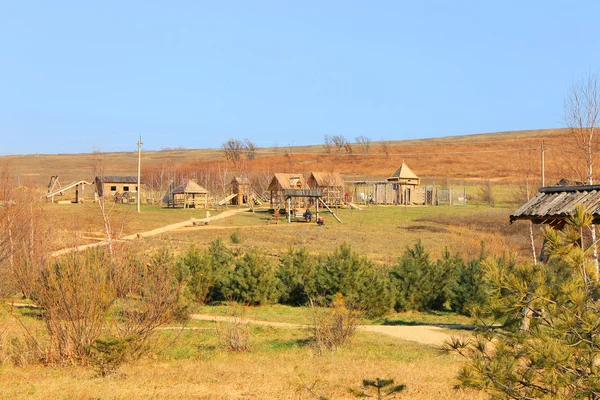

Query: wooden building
[[386, 161, 420, 204], [351, 161, 423, 205], [95, 176, 139, 202], [510, 184, 600, 228], [268, 173, 309, 210], [307, 172, 345, 206], [231, 176, 251, 205], [163, 180, 209, 209]]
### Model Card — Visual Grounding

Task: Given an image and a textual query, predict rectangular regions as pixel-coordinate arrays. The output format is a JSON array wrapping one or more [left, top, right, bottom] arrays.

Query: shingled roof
[[510, 185, 600, 224], [97, 176, 137, 184]]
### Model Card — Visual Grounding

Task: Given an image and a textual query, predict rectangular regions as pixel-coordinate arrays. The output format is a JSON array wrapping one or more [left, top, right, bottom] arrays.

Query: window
[[123, 186, 129, 191], [110, 186, 117, 191]]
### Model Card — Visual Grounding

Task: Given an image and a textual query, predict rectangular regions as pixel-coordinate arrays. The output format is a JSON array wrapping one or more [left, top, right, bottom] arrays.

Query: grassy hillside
[[0, 128, 582, 188]]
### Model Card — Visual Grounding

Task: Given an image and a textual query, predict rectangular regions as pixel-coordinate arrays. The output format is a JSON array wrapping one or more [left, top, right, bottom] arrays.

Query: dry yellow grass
[[0, 328, 484, 400], [147, 205, 534, 262]]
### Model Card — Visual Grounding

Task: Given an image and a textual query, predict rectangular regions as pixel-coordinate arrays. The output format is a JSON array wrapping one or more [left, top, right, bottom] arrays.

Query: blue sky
[[1, 1, 599, 155]]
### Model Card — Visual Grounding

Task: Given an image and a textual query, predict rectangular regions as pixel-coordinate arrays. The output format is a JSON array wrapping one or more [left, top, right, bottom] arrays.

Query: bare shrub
[[215, 302, 250, 352], [478, 179, 495, 206], [36, 251, 115, 364], [309, 293, 358, 352], [108, 250, 189, 354], [0, 169, 47, 298]]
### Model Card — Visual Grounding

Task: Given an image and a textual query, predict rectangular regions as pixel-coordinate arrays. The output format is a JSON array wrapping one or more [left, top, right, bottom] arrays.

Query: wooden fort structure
[[231, 176, 251, 205], [162, 180, 209, 209], [268, 173, 309, 210], [351, 161, 426, 205], [307, 172, 346, 206]]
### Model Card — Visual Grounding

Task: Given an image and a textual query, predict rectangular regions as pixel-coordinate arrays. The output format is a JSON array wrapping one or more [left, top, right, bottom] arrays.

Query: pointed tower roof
[[388, 160, 419, 181]]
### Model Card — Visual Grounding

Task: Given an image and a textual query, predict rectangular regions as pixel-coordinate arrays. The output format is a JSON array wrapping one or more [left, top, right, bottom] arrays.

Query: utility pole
[[137, 135, 142, 213], [541, 139, 545, 187]]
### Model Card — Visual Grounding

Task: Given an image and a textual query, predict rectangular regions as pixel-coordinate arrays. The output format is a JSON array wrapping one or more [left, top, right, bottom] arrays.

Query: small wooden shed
[[268, 173, 309, 210], [95, 175, 139, 203], [307, 172, 346, 206], [164, 180, 209, 209], [95, 176, 138, 198], [231, 176, 251, 205]]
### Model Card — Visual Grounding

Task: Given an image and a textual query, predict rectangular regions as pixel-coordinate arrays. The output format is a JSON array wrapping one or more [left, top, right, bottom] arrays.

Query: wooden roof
[[231, 176, 250, 185], [268, 173, 308, 191], [387, 161, 419, 181], [171, 180, 208, 195], [308, 172, 345, 187], [510, 185, 600, 224], [97, 176, 137, 184]]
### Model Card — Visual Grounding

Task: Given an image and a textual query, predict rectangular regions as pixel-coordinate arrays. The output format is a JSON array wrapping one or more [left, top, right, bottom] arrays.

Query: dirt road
[[191, 314, 462, 347], [50, 207, 250, 257]]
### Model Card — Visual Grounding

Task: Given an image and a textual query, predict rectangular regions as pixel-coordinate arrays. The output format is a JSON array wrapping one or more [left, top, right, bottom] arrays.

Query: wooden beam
[[318, 198, 342, 223]]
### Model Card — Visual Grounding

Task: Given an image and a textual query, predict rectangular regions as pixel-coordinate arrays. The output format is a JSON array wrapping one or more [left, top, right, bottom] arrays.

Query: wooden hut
[[510, 184, 600, 228], [163, 180, 209, 209], [95, 175, 139, 203], [307, 172, 345, 206], [231, 176, 251, 205], [268, 173, 309, 210]]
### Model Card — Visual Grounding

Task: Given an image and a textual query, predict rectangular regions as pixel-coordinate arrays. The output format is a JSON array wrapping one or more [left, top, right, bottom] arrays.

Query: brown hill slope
[[0, 128, 589, 188]]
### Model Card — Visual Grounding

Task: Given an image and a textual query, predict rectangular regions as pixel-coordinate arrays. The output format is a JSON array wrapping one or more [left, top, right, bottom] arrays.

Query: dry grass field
[[0, 305, 484, 400], [40, 201, 535, 263], [1, 128, 568, 400]]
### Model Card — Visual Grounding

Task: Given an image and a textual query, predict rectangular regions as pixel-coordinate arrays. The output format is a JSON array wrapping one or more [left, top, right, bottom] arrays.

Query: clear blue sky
[[1, 1, 599, 155]]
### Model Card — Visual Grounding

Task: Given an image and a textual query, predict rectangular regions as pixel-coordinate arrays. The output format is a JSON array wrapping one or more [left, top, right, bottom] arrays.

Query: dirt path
[[191, 314, 463, 347], [50, 207, 250, 257]]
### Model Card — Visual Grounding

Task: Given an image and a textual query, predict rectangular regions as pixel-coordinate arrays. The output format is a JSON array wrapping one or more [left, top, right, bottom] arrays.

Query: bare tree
[[323, 135, 333, 154], [380, 139, 391, 157], [332, 135, 347, 153], [284, 144, 294, 171], [244, 139, 257, 160], [222, 139, 244, 165], [355, 136, 371, 154], [89, 146, 104, 181], [565, 71, 600, 271], [343, 141, 353, 154]]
